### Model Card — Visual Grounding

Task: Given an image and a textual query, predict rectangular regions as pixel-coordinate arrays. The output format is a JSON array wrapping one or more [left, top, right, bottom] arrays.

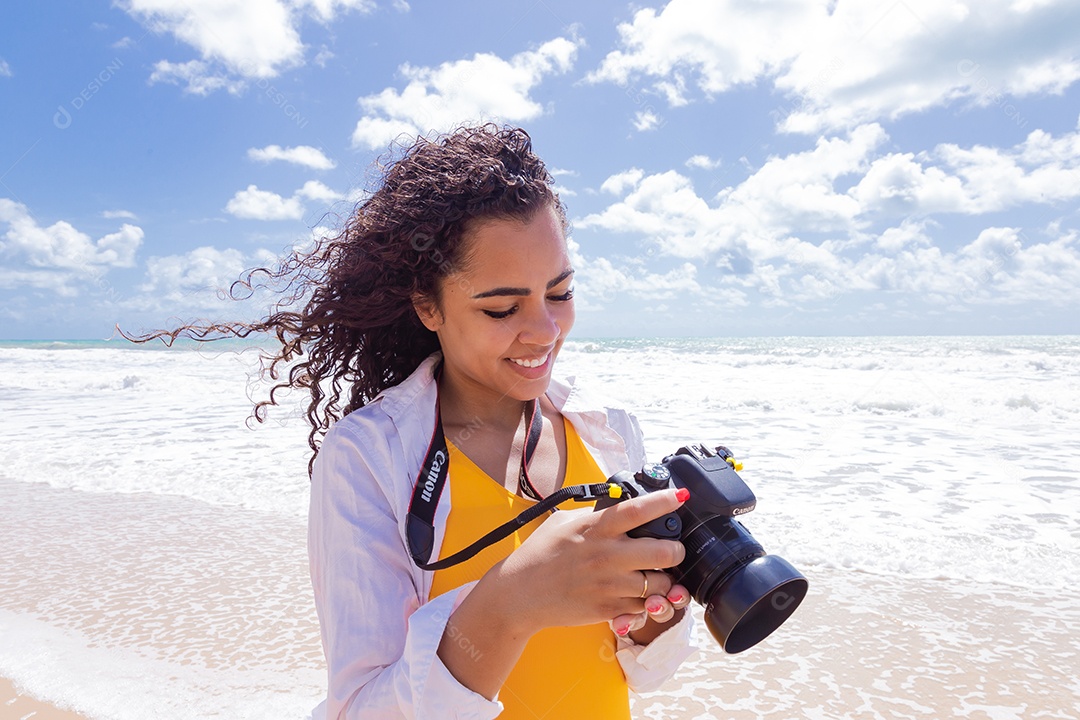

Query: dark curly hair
[[124, 124, 567, 473]]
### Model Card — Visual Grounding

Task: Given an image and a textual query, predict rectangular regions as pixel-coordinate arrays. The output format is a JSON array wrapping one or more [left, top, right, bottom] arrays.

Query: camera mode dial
[[637, 464, 671, 489]]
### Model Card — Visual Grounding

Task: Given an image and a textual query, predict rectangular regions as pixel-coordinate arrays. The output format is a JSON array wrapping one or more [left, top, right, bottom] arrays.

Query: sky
[[2, 0, 1080, 339]]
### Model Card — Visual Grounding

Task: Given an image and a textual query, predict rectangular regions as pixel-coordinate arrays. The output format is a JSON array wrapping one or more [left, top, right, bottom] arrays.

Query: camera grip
[[592, 471, 683, 541]]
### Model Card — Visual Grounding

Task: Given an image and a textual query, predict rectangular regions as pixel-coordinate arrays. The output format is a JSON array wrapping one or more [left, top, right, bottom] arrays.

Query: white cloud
[[600, 168, 645, 195], [247, 144, 336, 170], [225, 181, 346, 220], [102, 209, 139, 220], [852, 123, 1080, 216], [122, 0, 374, 91], [149, 59, 245, 95], [225, 186, 305, 220], [685, 155, 721, 170], [566, 237, 724, 310], [633, 109, 663, 131], [0, 58, 12, 77], [350, 37, 581, 150], [589, 0, 1080, 133], [137, 246, 248, 306], [584, 125, 885, 258], [574, 122, 1080, 309], [0, 199, 142, 271], [297, 0, 375, 23], [296, 180, 345, 203]]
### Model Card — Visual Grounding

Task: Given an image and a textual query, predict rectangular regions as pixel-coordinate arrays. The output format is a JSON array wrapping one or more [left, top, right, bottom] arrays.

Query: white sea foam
[[1, 336, 1078, 718]]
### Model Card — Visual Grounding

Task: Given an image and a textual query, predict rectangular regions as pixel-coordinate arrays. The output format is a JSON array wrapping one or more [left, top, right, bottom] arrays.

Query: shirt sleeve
[[308, 421, 504, 720], [613, 610, 697, 693]]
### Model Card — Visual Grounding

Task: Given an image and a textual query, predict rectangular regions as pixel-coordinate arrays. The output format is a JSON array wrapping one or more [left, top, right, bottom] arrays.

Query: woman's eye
[[550, 287, 575, 302], [483, 307, 517, 319]]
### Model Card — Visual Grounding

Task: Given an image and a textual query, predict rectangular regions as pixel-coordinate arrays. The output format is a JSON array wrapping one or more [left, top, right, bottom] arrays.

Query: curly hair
[[125, 124, 567, 473]]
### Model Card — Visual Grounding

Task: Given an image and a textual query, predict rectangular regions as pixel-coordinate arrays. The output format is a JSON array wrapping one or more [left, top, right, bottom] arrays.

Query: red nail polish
[[675, 488, 690, 503], [647, 603, 663, 614], [669, 593, 684, 604], [615, 624, 630, 636]]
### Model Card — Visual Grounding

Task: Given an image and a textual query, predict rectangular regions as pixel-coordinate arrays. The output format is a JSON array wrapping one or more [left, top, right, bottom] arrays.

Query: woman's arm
[[310, 421, 503, 720]]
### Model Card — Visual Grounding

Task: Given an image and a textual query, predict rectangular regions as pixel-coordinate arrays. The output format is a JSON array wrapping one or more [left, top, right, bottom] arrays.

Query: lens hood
[[704, 555, 808, 654]]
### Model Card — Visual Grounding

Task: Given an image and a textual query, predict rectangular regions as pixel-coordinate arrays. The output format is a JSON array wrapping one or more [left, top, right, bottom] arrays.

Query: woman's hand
[[440, 487, 690, 699], [610, 581, 692, 639], [495, 487, 690, 634]]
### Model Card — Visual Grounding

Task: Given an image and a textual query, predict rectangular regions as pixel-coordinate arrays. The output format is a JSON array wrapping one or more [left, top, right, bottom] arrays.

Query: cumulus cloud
[[137, 246, 248, 305], [247, 144, 336, 170], [0, 58, 12, 77], [0, 199, 144, 294], [122, 0, 374, 92], [588, 0, 1080, 132], [686, 155, 721, 170], [600, 168, 645, 195], [1, 199, 142, 270], [574, 122, 1080, 308], [225, 181, 346, 220], [350, 37, 580, 150], [566, 237, 726, 310]]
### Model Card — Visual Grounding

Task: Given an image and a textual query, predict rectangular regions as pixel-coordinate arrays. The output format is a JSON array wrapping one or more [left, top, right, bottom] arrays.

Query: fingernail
[[675, 488, 690, 503], [669, 592, 684, 604], [614, 624, 630, 636], [647, 602, 664, 614]]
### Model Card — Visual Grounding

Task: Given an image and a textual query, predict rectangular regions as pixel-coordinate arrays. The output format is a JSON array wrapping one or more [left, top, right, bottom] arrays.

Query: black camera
[[595, 443, 808, 653]]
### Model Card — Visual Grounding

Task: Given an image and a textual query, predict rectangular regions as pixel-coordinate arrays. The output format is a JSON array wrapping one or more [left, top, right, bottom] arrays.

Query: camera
[[595, 443, 808, 653]]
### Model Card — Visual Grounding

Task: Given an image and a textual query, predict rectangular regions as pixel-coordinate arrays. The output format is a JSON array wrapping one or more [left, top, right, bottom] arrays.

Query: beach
[[1, 337, 1077, 718]]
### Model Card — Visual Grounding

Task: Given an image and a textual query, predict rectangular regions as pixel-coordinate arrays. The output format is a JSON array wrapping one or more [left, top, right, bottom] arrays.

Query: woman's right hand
[[495, 487, 689, 634]]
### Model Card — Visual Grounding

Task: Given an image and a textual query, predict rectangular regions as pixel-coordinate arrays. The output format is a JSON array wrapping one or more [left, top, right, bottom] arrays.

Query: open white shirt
[[309, 353, 697, 719]]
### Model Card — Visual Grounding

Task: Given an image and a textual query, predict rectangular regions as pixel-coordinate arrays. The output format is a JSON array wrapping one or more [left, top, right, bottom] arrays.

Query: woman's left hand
[[608, 581, 691, 638]]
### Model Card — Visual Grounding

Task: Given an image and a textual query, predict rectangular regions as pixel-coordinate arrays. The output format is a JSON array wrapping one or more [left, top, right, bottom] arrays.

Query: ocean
[[1, 336, 1078, 718]]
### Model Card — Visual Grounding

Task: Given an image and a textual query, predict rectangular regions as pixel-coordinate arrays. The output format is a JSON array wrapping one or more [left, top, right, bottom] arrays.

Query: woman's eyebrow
[[471, 269, 575, 299]]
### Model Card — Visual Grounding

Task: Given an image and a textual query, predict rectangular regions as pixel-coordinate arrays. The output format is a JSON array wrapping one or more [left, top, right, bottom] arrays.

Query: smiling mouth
[[508, 354, 549, 369]]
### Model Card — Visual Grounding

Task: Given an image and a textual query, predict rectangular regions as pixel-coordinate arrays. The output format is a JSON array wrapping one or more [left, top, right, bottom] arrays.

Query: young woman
[[141, 125, 696, 718]]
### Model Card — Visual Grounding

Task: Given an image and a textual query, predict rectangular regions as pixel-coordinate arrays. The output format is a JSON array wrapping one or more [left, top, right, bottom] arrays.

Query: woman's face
[[415, 203, 575, 404]]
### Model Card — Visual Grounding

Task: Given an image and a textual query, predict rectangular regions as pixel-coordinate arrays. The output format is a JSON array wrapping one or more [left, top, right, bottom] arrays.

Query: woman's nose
[[518, 303, 560, 345]]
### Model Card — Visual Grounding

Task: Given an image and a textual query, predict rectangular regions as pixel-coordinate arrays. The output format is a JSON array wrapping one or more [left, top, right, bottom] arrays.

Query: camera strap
[[406, 364, 548, 571]]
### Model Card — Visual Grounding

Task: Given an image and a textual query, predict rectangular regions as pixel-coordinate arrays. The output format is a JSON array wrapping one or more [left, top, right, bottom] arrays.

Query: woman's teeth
[[510, 355, 547, 368]]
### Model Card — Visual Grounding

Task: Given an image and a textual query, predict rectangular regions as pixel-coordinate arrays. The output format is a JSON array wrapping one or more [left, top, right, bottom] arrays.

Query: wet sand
[[1, 678, 87, 720], [634, 568, 1080, 719], [3, 480, 1078, 718]]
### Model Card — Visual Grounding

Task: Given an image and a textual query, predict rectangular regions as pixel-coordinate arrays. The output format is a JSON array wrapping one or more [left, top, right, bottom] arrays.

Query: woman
[[140, 124, 696, 718]]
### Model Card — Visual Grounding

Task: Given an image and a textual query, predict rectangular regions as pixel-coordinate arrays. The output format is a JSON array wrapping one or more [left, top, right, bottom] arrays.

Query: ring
[[638, 571, 649, 599]]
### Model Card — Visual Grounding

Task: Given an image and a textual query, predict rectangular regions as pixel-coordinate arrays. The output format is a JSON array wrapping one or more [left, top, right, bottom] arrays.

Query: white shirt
[[309, 353, 697, 719]]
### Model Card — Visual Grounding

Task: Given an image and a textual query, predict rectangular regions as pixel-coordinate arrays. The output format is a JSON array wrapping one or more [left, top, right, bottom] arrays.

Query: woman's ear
[[412, 293, 443, 332]]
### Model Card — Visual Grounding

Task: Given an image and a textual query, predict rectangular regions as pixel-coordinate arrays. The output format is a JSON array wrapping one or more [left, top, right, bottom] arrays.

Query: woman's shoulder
[[319, 353, 441, 470], [326, 353, 441, 440]]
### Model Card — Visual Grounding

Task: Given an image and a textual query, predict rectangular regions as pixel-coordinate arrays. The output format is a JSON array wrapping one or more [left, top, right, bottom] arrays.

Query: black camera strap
[[406, 365, 550, 570]]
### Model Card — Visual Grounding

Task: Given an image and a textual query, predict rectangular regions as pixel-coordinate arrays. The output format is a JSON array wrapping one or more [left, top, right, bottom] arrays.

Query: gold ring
[[638, 571, 649, 599]]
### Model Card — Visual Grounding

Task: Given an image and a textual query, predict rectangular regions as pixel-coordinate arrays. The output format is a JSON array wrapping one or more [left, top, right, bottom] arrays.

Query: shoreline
[[1, 678, 88, 720]]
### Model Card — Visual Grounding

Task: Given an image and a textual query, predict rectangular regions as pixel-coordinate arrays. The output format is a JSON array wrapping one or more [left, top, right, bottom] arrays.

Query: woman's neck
[[437, 367, 533, 434]]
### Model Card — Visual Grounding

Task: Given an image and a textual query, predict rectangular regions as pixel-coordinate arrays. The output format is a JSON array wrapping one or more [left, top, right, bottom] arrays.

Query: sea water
[[1, 337, 1078, 718]]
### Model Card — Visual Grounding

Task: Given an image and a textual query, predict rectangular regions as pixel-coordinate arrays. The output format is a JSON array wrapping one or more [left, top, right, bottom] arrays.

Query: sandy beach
[[1, 678, 87, 720]]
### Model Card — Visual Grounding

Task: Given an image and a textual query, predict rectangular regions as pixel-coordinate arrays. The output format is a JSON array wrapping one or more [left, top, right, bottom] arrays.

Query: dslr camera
[[596, 443, 808, 653]]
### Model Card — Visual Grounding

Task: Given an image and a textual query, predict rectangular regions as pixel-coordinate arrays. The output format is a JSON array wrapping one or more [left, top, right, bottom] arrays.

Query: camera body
[[595, 443, 808, 653]]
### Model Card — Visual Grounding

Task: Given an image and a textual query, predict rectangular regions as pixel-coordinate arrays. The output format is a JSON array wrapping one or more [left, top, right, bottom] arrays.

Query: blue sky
[[2, 0, 1079, 339]]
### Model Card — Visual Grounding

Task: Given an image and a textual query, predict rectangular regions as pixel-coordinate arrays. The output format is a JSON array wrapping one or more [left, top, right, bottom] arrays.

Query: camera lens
[[704, 555, 808, 653], [676, 515, 807, 653]]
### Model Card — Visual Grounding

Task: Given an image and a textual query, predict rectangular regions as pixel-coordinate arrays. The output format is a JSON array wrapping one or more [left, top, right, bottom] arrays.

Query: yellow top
[[430, 418, 631, 720]]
